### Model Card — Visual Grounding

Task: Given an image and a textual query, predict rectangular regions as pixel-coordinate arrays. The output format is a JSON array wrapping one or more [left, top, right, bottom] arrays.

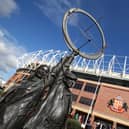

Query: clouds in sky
[[35, 0, 81, 26], [0, 0, 18, 17], [0, 28, 26, 73]]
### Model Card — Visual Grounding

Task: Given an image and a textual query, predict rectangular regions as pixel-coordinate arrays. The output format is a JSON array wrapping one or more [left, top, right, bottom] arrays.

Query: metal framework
[[17, 49, 129, 80]]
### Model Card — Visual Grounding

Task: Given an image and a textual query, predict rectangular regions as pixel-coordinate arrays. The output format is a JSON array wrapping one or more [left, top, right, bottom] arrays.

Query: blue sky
[[0, 0, 129, 80]]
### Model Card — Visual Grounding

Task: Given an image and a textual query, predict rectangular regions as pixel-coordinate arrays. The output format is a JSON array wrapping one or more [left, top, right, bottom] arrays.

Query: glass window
[[84, 83, 96, 93], [72, 94, 78, 101], [117, 124, 129, 129], [73, 81, 83, 90], [79, 97, 92, 106]]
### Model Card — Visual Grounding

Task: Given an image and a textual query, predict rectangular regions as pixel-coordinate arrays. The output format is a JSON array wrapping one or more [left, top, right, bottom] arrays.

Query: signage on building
[[108, 96, 128, 113]]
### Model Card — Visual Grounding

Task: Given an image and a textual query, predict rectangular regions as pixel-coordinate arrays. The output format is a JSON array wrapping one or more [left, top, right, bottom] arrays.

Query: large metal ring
[[62, 8, 106, 59]]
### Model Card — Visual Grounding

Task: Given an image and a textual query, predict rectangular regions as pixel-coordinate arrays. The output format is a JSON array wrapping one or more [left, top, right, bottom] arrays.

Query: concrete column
[[90, 115, 95, 124], [90, 115, 96, 129], [71, 109, 76, 118], [112, 121, 117, 129]]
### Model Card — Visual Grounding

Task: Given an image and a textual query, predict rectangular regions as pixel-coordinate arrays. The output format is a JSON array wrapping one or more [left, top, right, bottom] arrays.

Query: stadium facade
[[4, 50, 129, 129]]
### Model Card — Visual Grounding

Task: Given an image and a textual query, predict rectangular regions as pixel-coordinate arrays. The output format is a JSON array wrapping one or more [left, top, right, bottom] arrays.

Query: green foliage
[[65, 118, 81, 129]]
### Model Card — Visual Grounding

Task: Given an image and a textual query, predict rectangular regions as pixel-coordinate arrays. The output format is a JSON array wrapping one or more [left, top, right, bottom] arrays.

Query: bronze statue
[[0, 64, 50, 129], [0, 54, 77, 129]]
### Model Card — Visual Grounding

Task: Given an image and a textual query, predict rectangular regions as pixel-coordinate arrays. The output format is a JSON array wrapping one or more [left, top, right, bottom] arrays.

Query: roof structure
[[17, 49, 129, 81]]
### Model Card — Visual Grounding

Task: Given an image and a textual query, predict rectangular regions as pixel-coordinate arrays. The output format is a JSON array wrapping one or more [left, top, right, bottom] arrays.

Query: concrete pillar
[[90, 115, 95, 124], [71, 109, 76, 118], [112, 121, 117, 129], [90, 115, 96, 129]]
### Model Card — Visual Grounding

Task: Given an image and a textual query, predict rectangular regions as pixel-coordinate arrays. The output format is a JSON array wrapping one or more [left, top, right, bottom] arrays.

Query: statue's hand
[[63, 71, 77, 88]]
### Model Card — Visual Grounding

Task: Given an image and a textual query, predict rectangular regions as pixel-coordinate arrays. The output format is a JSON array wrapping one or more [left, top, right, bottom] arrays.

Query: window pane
[[79, 97, 92, 106], [73, 81, 83, 90], [84, 83, 96, 93], [72, 94, 78, 101]]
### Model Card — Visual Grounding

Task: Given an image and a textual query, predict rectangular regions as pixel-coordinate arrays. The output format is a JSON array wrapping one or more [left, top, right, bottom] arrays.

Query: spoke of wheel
[[84, 16, 103, 33], [75, 25, 99, 52], [77, 25, 99, 51], [77, 16, 103, 41], [84, 24, 101, 51], [72, 17, 103, 53], [78, 40, 91, 50], [77, 23, 91, 41]]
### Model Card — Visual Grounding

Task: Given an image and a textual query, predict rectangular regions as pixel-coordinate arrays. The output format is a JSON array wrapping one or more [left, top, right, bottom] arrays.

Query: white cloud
[[35, 0, 81, 26], [0, 0, 18, 17], [0, 28, 26, 73]]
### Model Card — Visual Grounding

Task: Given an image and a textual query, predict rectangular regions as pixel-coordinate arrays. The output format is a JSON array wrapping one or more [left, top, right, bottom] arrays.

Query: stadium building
[[4, 50, 129, 129]]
